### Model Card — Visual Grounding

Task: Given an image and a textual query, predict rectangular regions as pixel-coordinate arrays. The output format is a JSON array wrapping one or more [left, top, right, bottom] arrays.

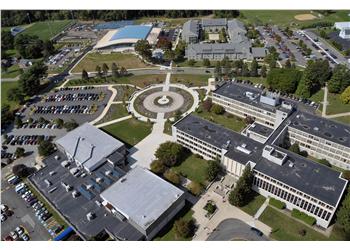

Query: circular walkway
[[143, 91, 184, 113]]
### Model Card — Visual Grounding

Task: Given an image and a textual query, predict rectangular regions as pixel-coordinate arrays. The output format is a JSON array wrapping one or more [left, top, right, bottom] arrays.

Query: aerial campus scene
[[1, 9, 350, 243]]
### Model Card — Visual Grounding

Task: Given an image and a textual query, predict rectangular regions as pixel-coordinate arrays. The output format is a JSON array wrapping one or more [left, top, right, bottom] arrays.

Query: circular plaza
[[129, 84, 199, 121]]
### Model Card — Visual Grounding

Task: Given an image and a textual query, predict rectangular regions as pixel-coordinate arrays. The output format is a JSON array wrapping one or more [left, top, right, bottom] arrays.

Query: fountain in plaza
[[157, 95, 170, 105]]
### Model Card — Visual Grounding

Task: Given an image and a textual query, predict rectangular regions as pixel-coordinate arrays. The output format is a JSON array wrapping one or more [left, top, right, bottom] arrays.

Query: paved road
[[1, 173, 51, 241], [207, 218, 269, 241]]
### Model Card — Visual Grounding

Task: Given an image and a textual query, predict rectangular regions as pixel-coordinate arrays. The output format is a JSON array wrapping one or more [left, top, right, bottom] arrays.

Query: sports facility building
[[94, 24, 160, 51]]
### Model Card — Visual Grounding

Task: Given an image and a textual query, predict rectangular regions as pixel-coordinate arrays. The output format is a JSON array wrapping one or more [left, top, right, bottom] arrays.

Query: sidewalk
[[95, 115, 132, 128]]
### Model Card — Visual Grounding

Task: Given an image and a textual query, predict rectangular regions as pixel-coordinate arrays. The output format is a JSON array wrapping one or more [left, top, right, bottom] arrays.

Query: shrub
[[164, 169, 181, 185], [207, 160, 220, 182], [298, 229, 307, 236], [38, 140, 55, 157], [173, 218, 194, 239], [342, 171, 350, 181], [291, 209, 316, 226], [155, 141, 186, 167], [188, 181, 202, 196], [150, 160, 166, 175], [210, 104, 224, 115], [204, 201, 216, 214], [202, 99, 212, 112], [317, 159, 331, 168], [269, 197, 286, 209], [15, 147, 25, 158]]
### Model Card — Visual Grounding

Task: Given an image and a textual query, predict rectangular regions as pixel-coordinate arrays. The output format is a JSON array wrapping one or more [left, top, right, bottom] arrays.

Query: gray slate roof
[[227, 19, 246, 39], [186, 41, 251, 55], [255, 147, 347, 207], [251, 47, 267, 58], [289, 111, 350, 148], [55, 123, 124, 172], [182, 20, 199, 39], [100, 167, 184, 231]]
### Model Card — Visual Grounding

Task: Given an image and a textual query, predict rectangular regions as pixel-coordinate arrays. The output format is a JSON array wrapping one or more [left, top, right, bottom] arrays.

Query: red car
[[4, 235, 13, 241]]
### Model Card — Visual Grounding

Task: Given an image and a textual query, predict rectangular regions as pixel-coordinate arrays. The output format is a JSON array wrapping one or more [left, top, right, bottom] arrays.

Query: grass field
[[96, 104, 129, 125], [239, 10, 350, 27], [113, 85, 137, 102], [101, 118, 152, 147], [135, 14, 212, 28], [20, 20, 73, 40], [67, 74, 166, 88], [1, 81, 20, 110], [172, 154, 210, 185], [259, 206, 328, 240], [171, 74, 211, 87], [1, 64, 22, 78], [195, 107, 246, 132], [333, 116, 350, 125], [239, 192, 266, 216], [326, 93, 350, 115], [71, 52, 154, 73]]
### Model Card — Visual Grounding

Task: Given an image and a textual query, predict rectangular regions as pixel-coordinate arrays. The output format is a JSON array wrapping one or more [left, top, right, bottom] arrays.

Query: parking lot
[[22, 86, 112, 125], [1, 174, 51, 241]]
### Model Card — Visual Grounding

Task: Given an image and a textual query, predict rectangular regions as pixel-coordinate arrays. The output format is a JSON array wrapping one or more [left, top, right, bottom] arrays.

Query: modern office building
[[182, 20, 200, 43], [287, 111, 350, 170], [172, 114, 348, 228], [55, 123, 127, 173], [211, 81, 293, 129], [100, 166, 185, 240]]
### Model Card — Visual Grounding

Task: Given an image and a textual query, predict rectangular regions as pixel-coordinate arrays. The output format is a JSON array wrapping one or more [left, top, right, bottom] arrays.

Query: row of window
[[254, 176, 332, 221], [177, 138, 217, 160], [176, 131, 221, 155]]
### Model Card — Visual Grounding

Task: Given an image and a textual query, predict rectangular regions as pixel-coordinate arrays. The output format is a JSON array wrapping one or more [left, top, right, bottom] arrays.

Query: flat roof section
[[255, 148, 347, 207], [289, 111, 350, 148], [110, 25, 152, 41], [174, 114, 263, 164], [100, 167, 184, 231], [248, 122, 274, 138], [29, 151, 143, 240]]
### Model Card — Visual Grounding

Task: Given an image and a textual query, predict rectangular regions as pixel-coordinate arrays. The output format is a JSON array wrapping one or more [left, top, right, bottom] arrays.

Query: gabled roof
[[201, 18, 227, 27], [182, 20, 199, 38]]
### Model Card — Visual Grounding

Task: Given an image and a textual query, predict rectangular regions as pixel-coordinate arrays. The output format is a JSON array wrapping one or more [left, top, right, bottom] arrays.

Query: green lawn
[[171, 74, 211, 87], [101, 118, 152, 147], [154, 204, 194, 241], [163, 120, 173, 135], [171, 154, 210, 185], [326, 92, 350, 115], [113, 85, 137, 102], [2, 64, 22, 78], [196, 89, 207, 102], [176, 60, 213, 68], [239, 192, 266, 216], [239, 10, 350, 27], [259, 206, 328, 241], [96, 104, 129, 125], [71, 52, 153, 73], [67, 74, 166, 88], [333, 116, 350, 125], [21, 20, 73, 40], [195, 107, 246, 133], [1, 81, 20, 110]]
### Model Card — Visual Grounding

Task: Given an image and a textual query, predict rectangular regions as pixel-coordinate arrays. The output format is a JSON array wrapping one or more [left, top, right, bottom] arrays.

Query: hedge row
[[269, 197, 286, 209], [291, 209, 316, 226]]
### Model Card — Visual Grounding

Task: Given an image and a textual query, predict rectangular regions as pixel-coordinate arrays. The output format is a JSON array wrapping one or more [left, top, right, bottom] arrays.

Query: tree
[[342, 171, 350, 181], [173, 218, 194, 239], [7, 88, 25, 104], [53, 118, 64, 128], [336, 188, 350, 237], [289, 143, 301, 155], [111, 62, 119, 78], [19, 61, 47, 96], [12, 164, 32, 178], [341, 86, 350, 104], [260, 65, 267, 78], [1, 30, 14, 50], [1, 104, 14, 127], [228, 166, 253, 207], [15, 147, 25, 158], [150, 160, 166, 175], [214, 61, 222, 79], [82, 69, 89, 80], [155, 141, 185, 167], [188, 181, 202, 196], [241, 63, 250, 77], [203, 58, 211, 67], [285, 59, 292, 69], [163, 49, 175, 61], [95, 65, 102, 78], [207, 160, 220, 182], [202, 99, 212, 112], [320, 30, 328, 39], [119, 67, 127, 76], [210, 104, 224, 115], [250, 59, 258, 77], [156, 37, 172, 50], [266, 68, 302, 93], [15, 116, 23, 128], [187, 59, 196, 66], [134, 39, 152, 59], [63, 119, 78, 131], [328, 65, 350, 94], [164, 169, 181, 185], [38, 140, 55, 157], [102, 63, 109, 77]]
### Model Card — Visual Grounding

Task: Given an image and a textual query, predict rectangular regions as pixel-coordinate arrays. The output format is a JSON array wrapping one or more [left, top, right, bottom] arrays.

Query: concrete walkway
[[192, 180, 271, 241], [322, 86, 329, 117], [254, 198, 269, 219], [90, 85, 117, 125], [95, 115, 132, 128], [163, 72, 171, 91], [326, 112, 350, 118]]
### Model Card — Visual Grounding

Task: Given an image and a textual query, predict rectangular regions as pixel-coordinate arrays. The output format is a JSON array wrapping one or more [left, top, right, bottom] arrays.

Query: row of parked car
[[4, 226, 29, 241], [33, 104, 94, 115], [19, 122, 60, 130], [45, 92, 99, 102], [1, 203, 13, 223], [3, 134, 54, 146], [58, 86, 95, 92]]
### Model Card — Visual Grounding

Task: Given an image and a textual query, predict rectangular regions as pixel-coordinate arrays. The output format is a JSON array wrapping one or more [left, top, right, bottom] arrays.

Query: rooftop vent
[[288, 161, 294, 168], [86, 184, 93, 190], [313, 127, 319, 131], [105, 170, 112, 176], [87, 212, 96, 221], [54, 155, 60, 161], [120, 178, 127, 183]]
